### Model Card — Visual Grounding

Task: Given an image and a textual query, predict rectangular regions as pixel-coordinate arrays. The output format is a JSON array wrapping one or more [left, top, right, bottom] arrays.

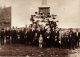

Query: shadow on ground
[[0, 44, 79, 57]]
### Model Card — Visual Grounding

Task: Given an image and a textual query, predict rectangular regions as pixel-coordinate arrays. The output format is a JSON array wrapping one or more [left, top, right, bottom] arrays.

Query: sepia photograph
[[0, 0, 80, 57]]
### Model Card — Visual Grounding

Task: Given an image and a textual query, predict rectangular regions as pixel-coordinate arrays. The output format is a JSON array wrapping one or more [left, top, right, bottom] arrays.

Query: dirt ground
[[0, 44, 80, 57]]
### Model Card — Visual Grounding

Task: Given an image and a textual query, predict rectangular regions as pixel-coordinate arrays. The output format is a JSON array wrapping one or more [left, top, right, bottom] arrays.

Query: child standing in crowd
[[39, 34, 43, 48]]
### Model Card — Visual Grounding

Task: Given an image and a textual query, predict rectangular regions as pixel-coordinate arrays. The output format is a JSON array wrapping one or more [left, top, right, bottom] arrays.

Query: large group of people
[[0, 25, 80, 50]]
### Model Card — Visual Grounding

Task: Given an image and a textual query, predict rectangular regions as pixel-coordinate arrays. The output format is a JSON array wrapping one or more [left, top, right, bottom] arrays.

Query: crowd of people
[[0, 25, 80, 50]]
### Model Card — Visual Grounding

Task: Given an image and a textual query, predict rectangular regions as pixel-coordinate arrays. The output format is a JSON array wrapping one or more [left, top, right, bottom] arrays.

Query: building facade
[[0, 7, 11, 29]]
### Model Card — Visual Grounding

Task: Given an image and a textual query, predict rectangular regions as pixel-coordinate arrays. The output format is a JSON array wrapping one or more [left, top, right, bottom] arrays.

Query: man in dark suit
[[54, 29, 60, 48], [27, 28, 34, 45], [69, 29, 75, 50], [19, 28, 25, 44], [33, 28, 40, 46], [75, 29, 80, 47], [11, 28, 17, 44], [44, 28, 51, 47], [5, 27, 11, 44], [0, 29, 5, 45]]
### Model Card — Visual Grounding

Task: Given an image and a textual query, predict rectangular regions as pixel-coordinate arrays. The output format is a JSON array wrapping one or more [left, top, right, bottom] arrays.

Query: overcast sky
[[0, 0, 80, 28]]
